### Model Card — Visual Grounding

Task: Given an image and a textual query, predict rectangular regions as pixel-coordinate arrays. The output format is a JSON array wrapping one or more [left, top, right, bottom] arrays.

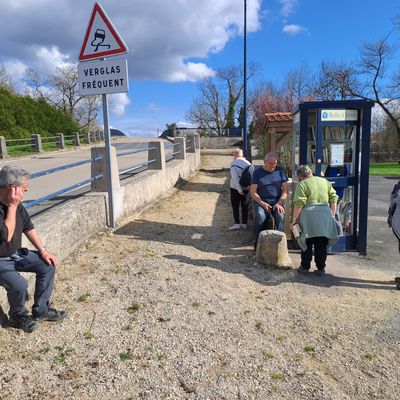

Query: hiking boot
[[228, 224, 241, 231], [9, 315, 38, 333], [297, 266, 310, 274], [314, 269, 326, 277], [33, 308, 67, 322], [241, 224, 247, 230]]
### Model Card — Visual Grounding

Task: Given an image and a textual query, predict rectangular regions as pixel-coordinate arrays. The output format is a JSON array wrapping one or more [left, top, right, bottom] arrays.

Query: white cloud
[[0, 0, 262, 83], [279, 0, 298, 18], [282, 24, 308, 36], [109, 93, 130, 116]]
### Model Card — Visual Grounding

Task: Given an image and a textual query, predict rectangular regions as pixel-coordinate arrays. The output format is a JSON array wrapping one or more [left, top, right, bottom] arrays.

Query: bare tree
[[350, 35, 400, 143], [313, 61, 357, 101], [187, 63, 259, 135], [283, 63, 314, 107], [25, 65, 101, 133]]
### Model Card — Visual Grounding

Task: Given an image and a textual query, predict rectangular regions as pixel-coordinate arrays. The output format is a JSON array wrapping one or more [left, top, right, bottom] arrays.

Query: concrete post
[[31, 134, 42, 153], [186, 135, 196, 153], [90, 132, 96, 142], [0, 136, 8, 159], [148, 141, 166, 170], [90, 146, 121, 192], [56, 133, 65, 149], [173, 137, 186, 160], [193, 133, 200, 150], [84, 133, 90, 144], [72, 132, 80, 146]]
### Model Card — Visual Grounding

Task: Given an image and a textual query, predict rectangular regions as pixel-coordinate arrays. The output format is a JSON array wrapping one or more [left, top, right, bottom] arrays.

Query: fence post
[[90, 146, 120, 192], [148, 141, 166, 170], [31, 134, 42, 153], [173, 137, 186, 160], [0, 136, 8, 159], [72, 132, 80, 146], [56, 133, 65, 149], [84, 133, 90, 144], [186, 134, 196, 153]]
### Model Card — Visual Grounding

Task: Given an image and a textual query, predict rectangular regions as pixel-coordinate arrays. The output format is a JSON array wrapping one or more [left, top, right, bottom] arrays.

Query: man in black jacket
[[0, 165, 66, 333]]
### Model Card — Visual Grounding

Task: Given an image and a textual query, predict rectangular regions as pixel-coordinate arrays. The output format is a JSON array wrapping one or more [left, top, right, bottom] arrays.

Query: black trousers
[[301, 237, 329, 271], [230, 188, 248, 224]]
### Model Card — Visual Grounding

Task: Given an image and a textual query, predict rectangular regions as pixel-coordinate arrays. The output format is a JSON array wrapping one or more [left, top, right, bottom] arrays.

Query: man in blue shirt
[[250, 153, 288, 249]]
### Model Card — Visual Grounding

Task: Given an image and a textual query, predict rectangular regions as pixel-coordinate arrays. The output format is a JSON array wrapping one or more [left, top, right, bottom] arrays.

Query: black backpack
[[239, 165, 252, 187]]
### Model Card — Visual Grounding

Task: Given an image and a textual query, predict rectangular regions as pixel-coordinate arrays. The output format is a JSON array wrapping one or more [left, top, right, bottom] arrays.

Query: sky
[[0, 0, 399, 137]]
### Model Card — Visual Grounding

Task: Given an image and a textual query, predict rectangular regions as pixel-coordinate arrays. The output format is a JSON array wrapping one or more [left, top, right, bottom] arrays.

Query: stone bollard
[[90, 146, 120, 192], [56, 133, 65, 149], [148, 141, 166, 170], [31, 134, 43, 153], [173, 137, 186, 160], [186, 134, 196, 153], [72, 132, 80, 146], [256, 230, 293, 269], [0, 136, 8, 159]]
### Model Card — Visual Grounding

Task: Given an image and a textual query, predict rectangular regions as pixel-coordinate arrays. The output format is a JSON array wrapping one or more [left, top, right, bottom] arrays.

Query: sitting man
[[250, 152, 288, 249], [0, 165, 66, 333]]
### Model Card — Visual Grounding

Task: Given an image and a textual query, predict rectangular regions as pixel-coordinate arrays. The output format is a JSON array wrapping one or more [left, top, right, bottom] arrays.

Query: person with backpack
[[387, 180, 400, 289], [228, 148, 254, 230], [250, 152, 288, 249]]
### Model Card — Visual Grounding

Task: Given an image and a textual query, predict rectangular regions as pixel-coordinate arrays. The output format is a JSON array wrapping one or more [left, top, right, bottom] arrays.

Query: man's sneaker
[[297, 266, 310, 274], [314, 269, 326, 277], [9, 315, 38, 333], [33, 308, 67, 322], [241, 224, 247, 230], [228, 224, 241, 231]]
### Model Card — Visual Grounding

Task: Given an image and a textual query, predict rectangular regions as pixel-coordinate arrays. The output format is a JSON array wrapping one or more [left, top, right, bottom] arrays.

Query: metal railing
[[116, 145, 156, 175], [23, 156, 103, 209], [17, 134, 200, 211]]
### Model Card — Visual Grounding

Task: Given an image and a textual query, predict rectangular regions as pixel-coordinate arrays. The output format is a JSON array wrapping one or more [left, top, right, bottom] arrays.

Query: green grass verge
[[369, 163, 400, 176]]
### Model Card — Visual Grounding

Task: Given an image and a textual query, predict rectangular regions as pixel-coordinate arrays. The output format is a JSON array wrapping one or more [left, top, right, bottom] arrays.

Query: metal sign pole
[[102, 93, 116, 228]]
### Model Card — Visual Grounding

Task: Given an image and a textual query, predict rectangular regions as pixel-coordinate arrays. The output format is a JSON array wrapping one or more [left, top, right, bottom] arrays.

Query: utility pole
[[243, 0, 249, 160]]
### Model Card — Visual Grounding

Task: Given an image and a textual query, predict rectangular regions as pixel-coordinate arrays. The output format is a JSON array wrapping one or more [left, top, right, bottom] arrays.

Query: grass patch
[[363, 353, 375, 360], [304, 345, 315, 353], [77, 293, 90, 302], [264, 352, 274, 360], [83, 330, 94, 340], [271, 373, 285, 380], [192, 301, 201, 308], [369, 163, 400, 176], [119, 352, 133, 361], [127, 302, 140, 313]]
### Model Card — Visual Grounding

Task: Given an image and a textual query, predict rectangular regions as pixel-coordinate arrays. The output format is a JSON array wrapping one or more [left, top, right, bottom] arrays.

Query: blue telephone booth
[[292, 100, 374, 255]]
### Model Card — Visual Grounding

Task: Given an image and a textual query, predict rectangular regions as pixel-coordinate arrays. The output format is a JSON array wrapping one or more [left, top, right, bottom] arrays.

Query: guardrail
[[20, 134, 200, 212], [23, 156, 103, 209], [0, 131, 105, 159]]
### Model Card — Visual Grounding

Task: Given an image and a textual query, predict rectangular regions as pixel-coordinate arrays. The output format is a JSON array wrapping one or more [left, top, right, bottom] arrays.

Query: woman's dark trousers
[[301, 237, 329, 271], [230, 188, 248, 224]]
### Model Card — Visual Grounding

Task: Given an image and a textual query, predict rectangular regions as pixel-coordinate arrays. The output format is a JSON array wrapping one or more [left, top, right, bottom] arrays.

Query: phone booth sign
[[292, 100, 374, 255]]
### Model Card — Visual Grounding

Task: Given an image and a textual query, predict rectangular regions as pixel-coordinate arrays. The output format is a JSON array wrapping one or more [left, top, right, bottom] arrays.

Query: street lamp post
[[243, 0, 248, 159]]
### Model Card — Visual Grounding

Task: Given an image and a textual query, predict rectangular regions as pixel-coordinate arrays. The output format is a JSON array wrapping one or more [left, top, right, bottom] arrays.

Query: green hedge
[[0, 86, 79, 139]]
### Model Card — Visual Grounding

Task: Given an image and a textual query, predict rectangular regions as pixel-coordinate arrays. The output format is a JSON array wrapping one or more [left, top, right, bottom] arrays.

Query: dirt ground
[[0, 149, 399, 399]]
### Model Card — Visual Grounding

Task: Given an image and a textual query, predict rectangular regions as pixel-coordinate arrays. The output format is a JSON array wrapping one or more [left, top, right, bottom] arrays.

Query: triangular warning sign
[[79, 3, 128, 61]]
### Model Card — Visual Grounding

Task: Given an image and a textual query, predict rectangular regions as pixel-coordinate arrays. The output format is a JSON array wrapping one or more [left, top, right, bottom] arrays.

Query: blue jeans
[[0, 250, 55, 319], [253, 203, 285, 241]]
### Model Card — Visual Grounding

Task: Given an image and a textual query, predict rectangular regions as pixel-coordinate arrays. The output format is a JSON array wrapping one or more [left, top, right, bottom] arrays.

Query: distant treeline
[[0, 86, 79, 139]]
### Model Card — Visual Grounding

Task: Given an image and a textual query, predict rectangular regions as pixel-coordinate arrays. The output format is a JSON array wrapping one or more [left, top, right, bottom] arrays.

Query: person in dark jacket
[[0, 165, 66, 333]]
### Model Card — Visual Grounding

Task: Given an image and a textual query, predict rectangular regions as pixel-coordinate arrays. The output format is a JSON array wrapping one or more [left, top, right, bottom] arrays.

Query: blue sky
[[122, 0, 400, 136], [0, 0, 399, 137]]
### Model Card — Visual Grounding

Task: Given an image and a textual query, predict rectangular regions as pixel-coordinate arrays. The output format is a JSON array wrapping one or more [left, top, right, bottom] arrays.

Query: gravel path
[[0, 150, 399, 399]]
